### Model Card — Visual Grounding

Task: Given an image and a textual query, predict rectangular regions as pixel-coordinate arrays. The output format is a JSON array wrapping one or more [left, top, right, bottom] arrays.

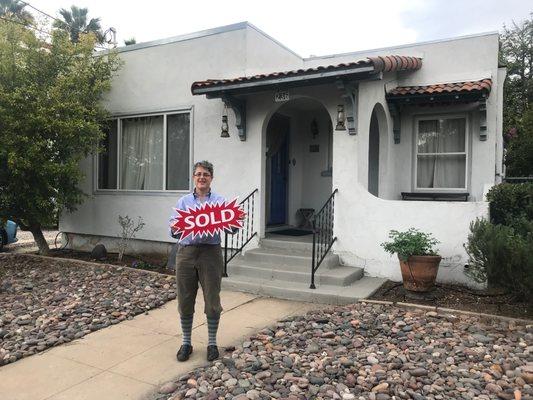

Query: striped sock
[[207, 316, 220, 346], [180, 315, 193, 345]]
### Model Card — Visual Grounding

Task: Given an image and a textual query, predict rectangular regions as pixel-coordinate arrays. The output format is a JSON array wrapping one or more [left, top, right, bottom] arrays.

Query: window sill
[[401, 192, 469, 201], [94, 189, 190, 197]]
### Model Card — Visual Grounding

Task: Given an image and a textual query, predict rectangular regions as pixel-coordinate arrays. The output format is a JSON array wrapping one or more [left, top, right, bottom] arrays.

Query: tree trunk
[[29, 225, 50, 255]]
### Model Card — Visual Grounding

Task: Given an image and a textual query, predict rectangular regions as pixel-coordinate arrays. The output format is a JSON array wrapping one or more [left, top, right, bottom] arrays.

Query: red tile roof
[[388, 79, 492, 97], [191, 55, 422, 92]]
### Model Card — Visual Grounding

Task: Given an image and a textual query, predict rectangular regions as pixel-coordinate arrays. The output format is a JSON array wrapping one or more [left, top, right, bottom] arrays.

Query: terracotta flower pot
[[399, 255, 441, 292]]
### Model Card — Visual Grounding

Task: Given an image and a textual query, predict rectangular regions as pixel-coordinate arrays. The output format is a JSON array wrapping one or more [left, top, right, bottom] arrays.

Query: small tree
[[117, 215, 145, 261], [500, 14, 533, 135], [124, 37, 136, 46], [0, 20, 121, 254], [505, 107, 533, 176]]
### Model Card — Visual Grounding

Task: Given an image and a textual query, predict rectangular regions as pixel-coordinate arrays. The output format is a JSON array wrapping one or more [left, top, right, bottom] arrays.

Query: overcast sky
[[30, 0, 531, 57]]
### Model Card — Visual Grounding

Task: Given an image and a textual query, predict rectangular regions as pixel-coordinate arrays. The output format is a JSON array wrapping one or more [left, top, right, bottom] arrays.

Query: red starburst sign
[[170, 198, 246, 241]]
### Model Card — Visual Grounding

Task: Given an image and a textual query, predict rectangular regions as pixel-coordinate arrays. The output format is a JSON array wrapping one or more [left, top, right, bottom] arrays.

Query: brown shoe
[[207, 345, 219, 361], [176, 344, 193, 362]]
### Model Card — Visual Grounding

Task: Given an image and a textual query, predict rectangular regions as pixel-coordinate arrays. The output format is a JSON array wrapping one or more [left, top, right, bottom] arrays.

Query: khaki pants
[[175, 244, 223, 318]]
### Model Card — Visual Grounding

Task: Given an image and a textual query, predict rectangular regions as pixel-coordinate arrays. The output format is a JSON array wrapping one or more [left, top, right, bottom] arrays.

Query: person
[[170, 160, 225, 362]]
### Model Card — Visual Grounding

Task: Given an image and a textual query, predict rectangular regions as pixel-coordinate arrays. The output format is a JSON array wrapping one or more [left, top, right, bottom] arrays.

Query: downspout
[[495, 67, 507, 183]]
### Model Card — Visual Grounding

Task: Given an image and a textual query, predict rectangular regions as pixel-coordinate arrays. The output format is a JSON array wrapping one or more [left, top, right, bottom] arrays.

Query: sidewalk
[[0, 290, 318, 400]]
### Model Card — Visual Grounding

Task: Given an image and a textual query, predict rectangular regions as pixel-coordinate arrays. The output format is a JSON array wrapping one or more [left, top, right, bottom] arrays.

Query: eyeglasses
[[193, 172, 212, 178]]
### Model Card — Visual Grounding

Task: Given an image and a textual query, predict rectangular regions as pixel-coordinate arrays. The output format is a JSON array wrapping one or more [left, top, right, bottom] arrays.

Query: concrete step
[[242, 247, 339, 269], [227, 258, 364, 286], [221, 275, 387, 305], [261, 237, 313, 252]]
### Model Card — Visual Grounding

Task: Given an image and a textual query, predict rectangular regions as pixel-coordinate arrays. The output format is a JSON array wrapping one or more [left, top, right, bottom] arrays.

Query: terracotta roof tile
[[388, 79, 492, 97], [191, 55, 422, 92]]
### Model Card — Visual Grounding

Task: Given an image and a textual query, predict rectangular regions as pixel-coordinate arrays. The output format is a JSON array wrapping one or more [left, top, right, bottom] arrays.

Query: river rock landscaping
[[0, 254, 176, 366], [155, 303, 532, 400]]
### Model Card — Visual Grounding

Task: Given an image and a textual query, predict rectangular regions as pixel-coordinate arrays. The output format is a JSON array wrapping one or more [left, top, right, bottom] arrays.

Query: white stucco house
[[60, 22, 505, 300]]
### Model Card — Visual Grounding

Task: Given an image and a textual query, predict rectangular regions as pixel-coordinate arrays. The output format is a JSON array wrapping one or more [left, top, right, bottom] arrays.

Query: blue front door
[[269, 135, 288, 225], [267, 114, 290, 226]]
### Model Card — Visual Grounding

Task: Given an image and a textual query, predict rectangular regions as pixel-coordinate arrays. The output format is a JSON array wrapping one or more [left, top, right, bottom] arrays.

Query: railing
[[310, 188, 338, 289], [223, 188, 258, 277]]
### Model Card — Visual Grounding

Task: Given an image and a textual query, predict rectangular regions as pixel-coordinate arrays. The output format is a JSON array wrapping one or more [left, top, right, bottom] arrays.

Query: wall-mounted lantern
[[335, 104, 345, 131], [220, 104, 229, 138]]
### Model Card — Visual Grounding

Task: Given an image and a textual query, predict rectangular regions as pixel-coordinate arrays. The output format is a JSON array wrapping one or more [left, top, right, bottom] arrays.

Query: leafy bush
[[464, 218, 533, 301], [486, 182, 533, 225], [505, 107, 533, 177], [381, 228, 439, 261], [117, 215, 145, 261]]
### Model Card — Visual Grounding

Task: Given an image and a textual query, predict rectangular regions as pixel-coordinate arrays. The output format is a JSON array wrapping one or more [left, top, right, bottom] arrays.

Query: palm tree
[[0, 0, 34, 23], [53, 5, 104, 44]]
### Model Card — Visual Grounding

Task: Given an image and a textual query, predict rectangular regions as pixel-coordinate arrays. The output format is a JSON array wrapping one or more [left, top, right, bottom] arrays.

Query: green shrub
[[464, 218, 533, 301], [505, 107, 533, 177], [381, 228, 439, 261], [486, 182, 533, 225]]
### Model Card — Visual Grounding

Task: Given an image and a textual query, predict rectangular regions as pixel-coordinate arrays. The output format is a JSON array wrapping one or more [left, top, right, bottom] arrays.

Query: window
[[97, 111, 190, 191], [415, 116, 467, 190]]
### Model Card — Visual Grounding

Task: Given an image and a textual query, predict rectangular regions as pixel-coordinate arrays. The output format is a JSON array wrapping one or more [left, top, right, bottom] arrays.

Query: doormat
[[270, 229, 313, 236]]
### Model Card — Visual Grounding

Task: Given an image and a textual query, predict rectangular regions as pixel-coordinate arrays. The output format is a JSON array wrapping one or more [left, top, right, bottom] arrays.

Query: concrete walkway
[[0, 290, 318, 400]]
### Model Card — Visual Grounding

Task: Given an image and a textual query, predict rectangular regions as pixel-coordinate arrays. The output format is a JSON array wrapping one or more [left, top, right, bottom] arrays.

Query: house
[[60, 22, 504, 300]]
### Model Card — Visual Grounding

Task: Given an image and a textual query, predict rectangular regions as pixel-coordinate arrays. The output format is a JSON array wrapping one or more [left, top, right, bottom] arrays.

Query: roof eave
[[386, 91, 489, 105], [192, 65, 377, 96]]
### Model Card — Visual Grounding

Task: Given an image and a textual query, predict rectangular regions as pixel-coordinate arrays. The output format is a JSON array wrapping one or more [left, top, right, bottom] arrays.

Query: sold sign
[[170, 199, 246, 241]]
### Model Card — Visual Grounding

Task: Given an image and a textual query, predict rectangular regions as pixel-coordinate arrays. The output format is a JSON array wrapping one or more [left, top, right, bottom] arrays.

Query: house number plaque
[[274, 91, 290, 102]]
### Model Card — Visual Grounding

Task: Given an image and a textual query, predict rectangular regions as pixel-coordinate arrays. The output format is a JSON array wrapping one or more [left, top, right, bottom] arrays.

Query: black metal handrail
[[310, 188, 338, 289], [223, 188, 258, 277]]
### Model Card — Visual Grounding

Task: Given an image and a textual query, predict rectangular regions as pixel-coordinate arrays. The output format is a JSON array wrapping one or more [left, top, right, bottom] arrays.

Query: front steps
[[222, 236, 386, 304]]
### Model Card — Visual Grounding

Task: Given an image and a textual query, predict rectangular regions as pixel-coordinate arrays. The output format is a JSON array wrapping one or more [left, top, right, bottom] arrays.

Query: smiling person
[[170, 160, 225, 362]]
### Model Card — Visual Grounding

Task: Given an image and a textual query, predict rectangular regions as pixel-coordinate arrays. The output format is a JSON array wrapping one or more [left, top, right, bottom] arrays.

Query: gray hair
[[193, 160, 214, 177]]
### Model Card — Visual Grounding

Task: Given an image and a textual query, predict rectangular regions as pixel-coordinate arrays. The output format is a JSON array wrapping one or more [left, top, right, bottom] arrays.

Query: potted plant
[[381, 228, 441, 292]]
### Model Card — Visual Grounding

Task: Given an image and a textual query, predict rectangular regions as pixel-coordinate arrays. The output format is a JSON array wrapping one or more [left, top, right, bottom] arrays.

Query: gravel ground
[[0, 254, 176, 366], [155, 303, 533, 400]]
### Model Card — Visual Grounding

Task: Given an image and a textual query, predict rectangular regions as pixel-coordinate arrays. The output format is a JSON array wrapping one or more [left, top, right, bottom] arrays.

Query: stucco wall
[[304, 32, 499, 86], [333, 184, 488, 285], [244, 26, 302, 75], [104, 29, 246, 114]]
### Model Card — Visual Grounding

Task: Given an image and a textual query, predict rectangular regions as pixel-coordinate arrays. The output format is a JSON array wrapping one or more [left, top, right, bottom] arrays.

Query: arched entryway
[[264, 98, 333, 229], [367, 103, 389, 198]]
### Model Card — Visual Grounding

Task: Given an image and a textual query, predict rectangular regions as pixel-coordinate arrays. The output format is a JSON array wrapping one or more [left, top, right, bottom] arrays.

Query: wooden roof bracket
[[478, 97, 487, 141], [221, 94, 247, 141], [336, 80, 358, 135]]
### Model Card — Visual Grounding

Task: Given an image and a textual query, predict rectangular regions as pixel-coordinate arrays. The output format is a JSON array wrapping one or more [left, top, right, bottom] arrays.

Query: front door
[[269, 135, 288, 224], [267, 114, 290, 225]]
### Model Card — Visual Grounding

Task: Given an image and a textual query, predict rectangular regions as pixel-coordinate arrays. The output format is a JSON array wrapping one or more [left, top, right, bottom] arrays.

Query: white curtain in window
[[166, 114, 190, 190], [417, 118, 466, 189], [121, 116, 164, 190]]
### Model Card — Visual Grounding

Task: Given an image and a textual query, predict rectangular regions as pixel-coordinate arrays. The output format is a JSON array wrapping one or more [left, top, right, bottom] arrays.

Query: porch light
[[335, 104, 345, 131], [221, 104, 229, 137]]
